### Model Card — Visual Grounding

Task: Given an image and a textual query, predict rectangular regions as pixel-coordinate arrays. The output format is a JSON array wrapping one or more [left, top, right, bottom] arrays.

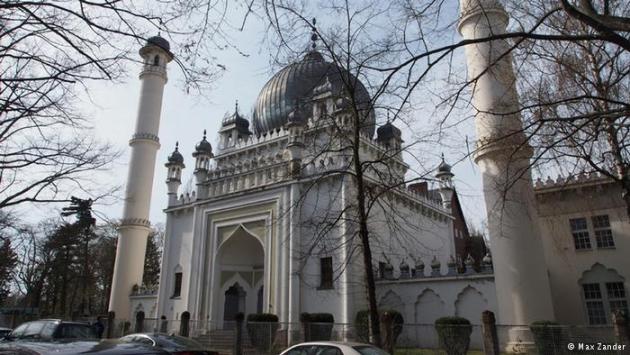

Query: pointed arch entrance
[[215, 224, 265, 326]]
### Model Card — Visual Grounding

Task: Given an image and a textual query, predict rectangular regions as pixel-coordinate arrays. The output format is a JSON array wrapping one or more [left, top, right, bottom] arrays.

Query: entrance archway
[[216, 225, 265, 327]]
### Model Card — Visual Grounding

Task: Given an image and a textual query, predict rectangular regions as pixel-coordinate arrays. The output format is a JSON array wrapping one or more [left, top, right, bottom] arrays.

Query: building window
[[378, 261, 386, 279], [319, 257, 333, 289], [172, 272, 182, 297], [606, 282, 629, 315], [570, 217, 591, 250], [592, 215, 615, 248], [582, 283, 607, 324]]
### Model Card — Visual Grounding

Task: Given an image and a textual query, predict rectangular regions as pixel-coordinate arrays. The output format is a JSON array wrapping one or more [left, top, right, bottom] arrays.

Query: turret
[[375, 119, 402, 152], [165, 142, 185, 205], [218, 101, 251, 150], [193, 130, 213, 197], [285, 105, 306, 178], [435, 155, 454, 209]]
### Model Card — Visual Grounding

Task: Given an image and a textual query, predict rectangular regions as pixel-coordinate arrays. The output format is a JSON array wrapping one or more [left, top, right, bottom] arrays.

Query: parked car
[[281, 342, 390, 355], [118, 333, 217, 354], [2, 319, 97, 341], [0, 328, 11, 339], [0, 339, 167, 354]]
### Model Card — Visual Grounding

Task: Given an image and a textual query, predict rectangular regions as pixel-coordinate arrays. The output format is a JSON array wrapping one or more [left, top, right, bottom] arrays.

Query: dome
[[437, 154, 453, 175], [253, 50, 375, 136], [194, 130, 213, 156], [222, 103, 251, 135], [146, 35, 170, 52], [167, 143, 184, 165], [376, 120, 401, 142]]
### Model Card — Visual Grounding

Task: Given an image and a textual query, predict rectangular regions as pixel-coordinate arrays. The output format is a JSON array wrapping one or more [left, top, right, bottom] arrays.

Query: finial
[[175, 141, 179, 151], [203, 129, 207, 140], [386, 111, 390, 123], [235, 99, 239, 113], [310, 18, 318, 50]]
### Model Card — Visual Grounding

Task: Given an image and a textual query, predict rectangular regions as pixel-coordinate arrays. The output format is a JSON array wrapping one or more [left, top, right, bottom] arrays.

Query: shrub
[[435, 317, 472, 355], [246, 313, 279, 352], [302, 313, 334, 341], [530, 321, 562, 355]]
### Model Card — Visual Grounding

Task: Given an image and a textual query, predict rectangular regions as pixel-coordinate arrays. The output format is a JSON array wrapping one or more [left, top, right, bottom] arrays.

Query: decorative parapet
[[377, 253, 493, 281], [130, 132, 160, 145], [534, 171, 611, 191]]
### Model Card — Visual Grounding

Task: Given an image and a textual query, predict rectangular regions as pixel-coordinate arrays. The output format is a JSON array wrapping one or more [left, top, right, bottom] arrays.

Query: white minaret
[[109, 35, 173, 319], [458, 0, 554, 337]]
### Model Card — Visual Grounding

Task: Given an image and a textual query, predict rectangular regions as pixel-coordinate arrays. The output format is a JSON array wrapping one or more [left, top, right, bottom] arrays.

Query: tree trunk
[[352, 112, 381, 347]]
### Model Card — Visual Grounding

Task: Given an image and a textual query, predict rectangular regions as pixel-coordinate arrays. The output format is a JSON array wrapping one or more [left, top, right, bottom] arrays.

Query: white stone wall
[[536, 178, 630, 325]]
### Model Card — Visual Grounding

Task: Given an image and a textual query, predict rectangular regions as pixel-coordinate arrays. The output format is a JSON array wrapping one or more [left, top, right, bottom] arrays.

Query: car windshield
[[352, 345, 390, 355], [20, 321, 47, 339], [153, 334, 203, 349]]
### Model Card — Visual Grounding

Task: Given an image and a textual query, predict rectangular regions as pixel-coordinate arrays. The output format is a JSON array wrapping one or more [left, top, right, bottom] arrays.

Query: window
[[606, 282, 628, 315], [153, 55, 160, 66], [570, 218, 591, 250], [172, 272, 182, 297], [583, 283, 607, 324], [592, 215, 615, 248], [319, 257, 333, 289]]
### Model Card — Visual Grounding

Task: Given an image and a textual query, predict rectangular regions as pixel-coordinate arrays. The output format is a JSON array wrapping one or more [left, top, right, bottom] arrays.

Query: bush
[[354, 309, 404, 343], [302, 313, 334, 341], [530, 321, 562, 355], [435, 317, 472, 355], [246, 313, 279, 352]]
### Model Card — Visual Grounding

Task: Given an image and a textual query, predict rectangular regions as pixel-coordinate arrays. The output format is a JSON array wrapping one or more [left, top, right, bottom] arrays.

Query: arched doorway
[[224, 283, 246, 328], [216, 225, 265, 327]]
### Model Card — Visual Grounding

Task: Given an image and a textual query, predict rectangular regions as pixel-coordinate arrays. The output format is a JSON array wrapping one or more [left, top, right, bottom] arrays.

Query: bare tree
[[0, 1, 241, 214], [248, 0, 630, 346]]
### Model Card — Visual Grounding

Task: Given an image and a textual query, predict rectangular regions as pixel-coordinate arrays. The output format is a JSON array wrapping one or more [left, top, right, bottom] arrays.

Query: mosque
[[108, 0, 630, 350]]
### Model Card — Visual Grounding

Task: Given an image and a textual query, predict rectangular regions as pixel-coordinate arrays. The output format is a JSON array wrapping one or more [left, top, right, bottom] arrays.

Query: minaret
[[165, 142, 185, 206], [458, 0, 554, 332], [193, 130, 213, 197], [435, 155, 454, 209], [109, 35, 173, 318]]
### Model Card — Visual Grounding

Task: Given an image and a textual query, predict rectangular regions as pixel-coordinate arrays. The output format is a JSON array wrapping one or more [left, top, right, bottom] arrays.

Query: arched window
[[154, 55, 160, 66], [172, 265, 183, 298], [580, 263, 628, 325]]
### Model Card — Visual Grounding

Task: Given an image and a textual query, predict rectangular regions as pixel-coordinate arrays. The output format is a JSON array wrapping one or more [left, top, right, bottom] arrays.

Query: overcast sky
[[37, 5, 490, 232]]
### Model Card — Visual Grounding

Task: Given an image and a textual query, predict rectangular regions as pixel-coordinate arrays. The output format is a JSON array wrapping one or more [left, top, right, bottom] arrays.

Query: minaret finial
[[175, 141, 179, 150], [235, 99, 239, 113], [310, 18, 318, 50], [203, 129, 207, 140]]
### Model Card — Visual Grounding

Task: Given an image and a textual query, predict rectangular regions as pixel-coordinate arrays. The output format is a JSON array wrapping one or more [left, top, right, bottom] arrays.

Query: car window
[[59, 324, 95, 339], [40, 322, 57, 339], [314, 346, 343, 355], [284, 345, 314, 355], [352, 345, 390, 355], [135, 335, 155, 346]]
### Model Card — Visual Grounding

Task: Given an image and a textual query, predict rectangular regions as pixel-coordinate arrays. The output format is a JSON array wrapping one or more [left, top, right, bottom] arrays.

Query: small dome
[[376, 120, 402, 142], [167, 142, 184, 165], [194, 130, 213, 156], [146, 35, 170, 52], [437, 154, 452, 174], [222, 102, 251, 135]]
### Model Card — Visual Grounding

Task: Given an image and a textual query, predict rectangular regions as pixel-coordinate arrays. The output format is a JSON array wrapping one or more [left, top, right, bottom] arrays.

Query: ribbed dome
[[194, 130, 213, 156], [253, 50, 375, 136], [376, 121, 401, 142], [167, 143, 184, 165]]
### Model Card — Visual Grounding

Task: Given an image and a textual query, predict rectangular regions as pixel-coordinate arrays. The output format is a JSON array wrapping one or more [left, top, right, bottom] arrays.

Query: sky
[[43, 3, 490, 231]]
